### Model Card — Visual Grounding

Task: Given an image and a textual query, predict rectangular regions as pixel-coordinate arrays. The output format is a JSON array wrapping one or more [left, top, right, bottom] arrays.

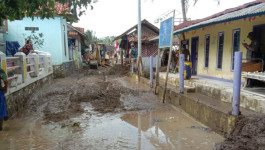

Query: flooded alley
[[0, 66, 223, 150]]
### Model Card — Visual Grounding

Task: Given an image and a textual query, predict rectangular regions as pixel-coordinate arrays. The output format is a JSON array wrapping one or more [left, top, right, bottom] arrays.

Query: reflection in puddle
[[0, 76, 224, 150], [0, 107, 223, 150]]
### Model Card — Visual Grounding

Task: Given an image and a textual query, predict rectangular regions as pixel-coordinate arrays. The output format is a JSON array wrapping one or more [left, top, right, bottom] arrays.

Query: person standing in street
[[129, 43, 138, 72], [0, 68, 8, 131], [114, 50, 118, 65]]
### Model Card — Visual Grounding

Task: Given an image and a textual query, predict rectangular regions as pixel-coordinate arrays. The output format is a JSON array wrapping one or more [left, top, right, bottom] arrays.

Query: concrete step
[[158, 73, 265, 114]]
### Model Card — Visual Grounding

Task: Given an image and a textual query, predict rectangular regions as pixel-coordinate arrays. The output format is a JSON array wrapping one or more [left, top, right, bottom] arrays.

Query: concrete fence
[[142, 56, 161, 72], [0, 51, 53, 96]]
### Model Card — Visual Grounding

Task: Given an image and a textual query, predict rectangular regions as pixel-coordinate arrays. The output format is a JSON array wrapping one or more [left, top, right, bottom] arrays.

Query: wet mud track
[[0, 67, 223, 150]]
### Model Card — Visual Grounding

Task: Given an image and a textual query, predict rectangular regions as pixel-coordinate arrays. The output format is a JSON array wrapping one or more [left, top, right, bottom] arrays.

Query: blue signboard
[[159, 17, 173, 48]]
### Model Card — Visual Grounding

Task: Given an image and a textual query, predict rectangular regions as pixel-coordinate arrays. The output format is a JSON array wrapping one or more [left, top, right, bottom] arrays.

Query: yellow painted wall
[[178, 16, 265, 80]]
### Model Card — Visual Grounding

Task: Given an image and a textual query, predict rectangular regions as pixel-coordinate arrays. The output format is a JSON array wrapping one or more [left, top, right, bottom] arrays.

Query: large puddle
[[0, 76, 224, 150]]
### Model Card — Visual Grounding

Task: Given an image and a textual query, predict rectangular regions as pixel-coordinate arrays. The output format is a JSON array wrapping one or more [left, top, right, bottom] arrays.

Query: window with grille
[[204, 35, 210, 68], [231, 29, 240, 71], [217, 32, 224, 69]]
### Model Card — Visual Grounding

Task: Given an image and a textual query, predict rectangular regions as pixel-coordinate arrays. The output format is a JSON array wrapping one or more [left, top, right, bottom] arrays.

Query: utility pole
[[138, 0, 142, 77]]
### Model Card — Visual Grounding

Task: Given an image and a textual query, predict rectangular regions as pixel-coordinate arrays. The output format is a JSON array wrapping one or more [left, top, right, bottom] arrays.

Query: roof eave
[[174, 11, 265, 35]]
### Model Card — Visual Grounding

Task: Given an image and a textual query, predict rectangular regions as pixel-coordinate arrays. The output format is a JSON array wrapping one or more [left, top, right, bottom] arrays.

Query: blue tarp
[[6, 41, 20, 56], [0, 91, 7, 119]]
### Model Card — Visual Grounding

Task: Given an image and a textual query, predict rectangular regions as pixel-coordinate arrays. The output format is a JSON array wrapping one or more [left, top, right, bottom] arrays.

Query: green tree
[[0, 0, 93, 25], [85, 29, 97, 45], [98, 36, 117, 45]]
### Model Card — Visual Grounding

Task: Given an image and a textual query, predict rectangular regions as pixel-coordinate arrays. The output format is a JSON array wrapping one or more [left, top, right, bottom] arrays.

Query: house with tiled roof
[[114, 19, 160, 71], [174, 0, 265, 83], [67, 25, 88, 68], [3, 2, 83, 78]]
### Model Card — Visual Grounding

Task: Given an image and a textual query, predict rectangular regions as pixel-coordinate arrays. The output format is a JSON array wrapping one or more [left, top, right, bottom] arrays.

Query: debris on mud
[[106, 64, 129, 75], [188, 126, 212, 132], [215, 115, 265, 150], [61, 122, 81, 128], [27, 65, 152, 125], [84, 64, 129, 76]]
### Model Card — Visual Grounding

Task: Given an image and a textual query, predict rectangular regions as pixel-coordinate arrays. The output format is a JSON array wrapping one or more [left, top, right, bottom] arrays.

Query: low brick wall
[[5, 74, 53, 117], [53, 61, 75, 78]]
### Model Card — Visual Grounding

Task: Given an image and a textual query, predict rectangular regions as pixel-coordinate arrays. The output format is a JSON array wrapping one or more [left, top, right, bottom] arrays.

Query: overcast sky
[[73, 0, 254, 38]]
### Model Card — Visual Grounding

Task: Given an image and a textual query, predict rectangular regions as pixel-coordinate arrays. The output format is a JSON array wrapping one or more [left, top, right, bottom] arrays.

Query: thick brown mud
[[215, 115, 265, 150], [0, 66, 223, 149]]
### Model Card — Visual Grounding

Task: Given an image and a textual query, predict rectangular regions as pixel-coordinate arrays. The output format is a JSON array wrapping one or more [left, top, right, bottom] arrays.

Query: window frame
[[231, 29, 241, 71], [204, 34, 210, 69], [216, 32, 224, 70]]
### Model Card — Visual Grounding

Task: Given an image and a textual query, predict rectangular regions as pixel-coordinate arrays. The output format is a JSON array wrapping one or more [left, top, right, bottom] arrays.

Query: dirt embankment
[[84, 64, 130, 76], [215, 115, 265, 150], [27, 65, 152, 124]]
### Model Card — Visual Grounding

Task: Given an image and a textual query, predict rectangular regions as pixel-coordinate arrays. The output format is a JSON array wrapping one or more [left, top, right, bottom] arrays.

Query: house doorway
[[253, 24, 265, 65], [191, 37, 199, 75]]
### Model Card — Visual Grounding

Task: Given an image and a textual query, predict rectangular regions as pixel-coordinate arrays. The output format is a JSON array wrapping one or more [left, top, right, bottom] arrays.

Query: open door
[[191, 37, 199, 75]]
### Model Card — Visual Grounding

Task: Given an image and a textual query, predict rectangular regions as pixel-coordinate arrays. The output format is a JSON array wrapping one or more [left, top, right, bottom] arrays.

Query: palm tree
[[181, 0, 220, 21]]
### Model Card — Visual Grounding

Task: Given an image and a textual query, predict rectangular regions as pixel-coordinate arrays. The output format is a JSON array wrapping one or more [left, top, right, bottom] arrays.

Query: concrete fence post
[[0, 52, 7, 74], [232, 51, 242, 116], [46, 54, 53, 73], [39, 54, 45, 71], [179, 54, 185, 93], [150, 56, 153, 88], [43, 55, 48, 73], [14, 52, 27, 82], [131, 60, 134, 74], [28, 53, 39, 77], [155, 55, 159, 84]]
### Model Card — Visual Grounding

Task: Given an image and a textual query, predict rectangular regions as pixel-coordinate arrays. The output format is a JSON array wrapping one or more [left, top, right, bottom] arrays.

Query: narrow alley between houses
[[0, 66, 223, 150]]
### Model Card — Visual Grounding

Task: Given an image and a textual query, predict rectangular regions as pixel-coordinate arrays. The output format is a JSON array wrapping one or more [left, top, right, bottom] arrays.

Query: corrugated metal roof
[[174, 2, 265, 35]]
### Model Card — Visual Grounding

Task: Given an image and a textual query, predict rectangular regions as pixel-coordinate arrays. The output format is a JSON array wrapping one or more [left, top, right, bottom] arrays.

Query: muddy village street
[[0, 66, 223, 150]]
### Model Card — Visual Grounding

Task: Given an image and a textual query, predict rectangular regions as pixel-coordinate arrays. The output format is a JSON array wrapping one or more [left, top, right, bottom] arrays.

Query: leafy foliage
[[98, 36, 117, 45], [85, 29, 97, 45], [0, 0, 92, 25]]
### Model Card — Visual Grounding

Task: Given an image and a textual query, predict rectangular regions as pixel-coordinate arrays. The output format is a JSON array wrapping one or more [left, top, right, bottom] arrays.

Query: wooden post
[[155, 49, 160, 94], [162, 10, 175, 103], [121, 50, 124, 66]]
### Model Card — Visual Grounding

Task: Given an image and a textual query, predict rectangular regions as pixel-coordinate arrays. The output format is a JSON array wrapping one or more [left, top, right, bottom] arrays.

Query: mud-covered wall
[[5, 74, 53, 117], [53, 60, 75, 78], [132, 74, 240, 137]]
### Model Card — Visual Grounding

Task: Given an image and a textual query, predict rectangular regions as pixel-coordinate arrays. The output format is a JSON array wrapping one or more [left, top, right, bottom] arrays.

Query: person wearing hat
[[242, 32, 260, 62]]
